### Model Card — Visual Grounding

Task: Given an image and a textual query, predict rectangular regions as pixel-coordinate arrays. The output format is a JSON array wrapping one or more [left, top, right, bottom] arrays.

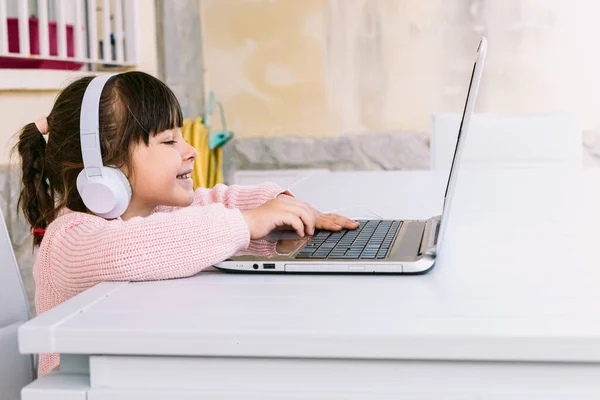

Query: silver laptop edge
[[435, 37, 487, 258], [216, 37, 488, 274]]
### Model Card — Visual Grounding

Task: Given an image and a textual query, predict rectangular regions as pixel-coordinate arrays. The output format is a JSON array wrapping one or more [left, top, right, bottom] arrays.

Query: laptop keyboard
[[295, 220, 402, 260]]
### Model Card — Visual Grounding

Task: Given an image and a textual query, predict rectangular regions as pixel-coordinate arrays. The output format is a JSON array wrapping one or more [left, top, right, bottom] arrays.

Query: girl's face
[[122, 127, 198, 218]]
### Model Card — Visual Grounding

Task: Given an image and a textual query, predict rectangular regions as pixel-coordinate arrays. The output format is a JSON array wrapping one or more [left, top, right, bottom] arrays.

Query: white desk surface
[[19, 168, 600, 365]]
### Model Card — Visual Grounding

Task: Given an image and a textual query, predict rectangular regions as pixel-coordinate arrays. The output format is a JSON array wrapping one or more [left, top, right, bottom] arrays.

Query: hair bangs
[[115, 72, 183, 145], [146, 82, 183, 136]]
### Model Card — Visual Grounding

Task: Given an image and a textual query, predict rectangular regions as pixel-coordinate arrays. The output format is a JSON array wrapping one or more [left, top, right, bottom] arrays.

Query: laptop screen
[[436, 37, 487, 253], [443, 61, 477, 203]]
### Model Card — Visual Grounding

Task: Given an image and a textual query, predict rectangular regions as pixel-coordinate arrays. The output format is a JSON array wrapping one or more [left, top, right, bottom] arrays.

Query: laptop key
[[338, 254, 361, 259], [296, 253, 315, 259], [297, 248, 314, 253]]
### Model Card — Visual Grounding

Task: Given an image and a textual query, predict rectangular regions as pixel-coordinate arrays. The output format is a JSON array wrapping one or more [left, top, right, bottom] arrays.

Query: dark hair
[[12, 71, 183, 246]]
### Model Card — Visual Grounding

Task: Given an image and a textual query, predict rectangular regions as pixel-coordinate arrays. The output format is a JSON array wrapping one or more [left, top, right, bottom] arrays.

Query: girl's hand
[[241, 195, 318, 239], [241, 195, 358, 240], [315, 213, 359, 232], [277, 193, 359, 233], [278, 193, 359, 232]]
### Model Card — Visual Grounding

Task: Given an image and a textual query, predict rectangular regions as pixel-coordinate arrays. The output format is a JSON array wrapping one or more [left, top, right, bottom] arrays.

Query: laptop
[[215, 37, 487, 274]]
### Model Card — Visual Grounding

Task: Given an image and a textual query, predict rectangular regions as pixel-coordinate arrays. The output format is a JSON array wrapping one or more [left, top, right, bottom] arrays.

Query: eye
[[162, 140, 177, 145]]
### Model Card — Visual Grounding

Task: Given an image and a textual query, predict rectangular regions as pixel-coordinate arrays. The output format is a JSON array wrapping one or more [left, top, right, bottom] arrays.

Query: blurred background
[[0, 0, 598, 311]]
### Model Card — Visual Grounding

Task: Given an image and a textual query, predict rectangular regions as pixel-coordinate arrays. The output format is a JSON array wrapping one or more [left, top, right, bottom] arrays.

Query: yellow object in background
[[182, 117, 224, 189]]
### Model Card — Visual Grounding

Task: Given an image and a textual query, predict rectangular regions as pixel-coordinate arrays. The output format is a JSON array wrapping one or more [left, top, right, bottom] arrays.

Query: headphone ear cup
[[76, 168, 90, 204], [110, 166, 132, 202], [76, 167, 131, 219]]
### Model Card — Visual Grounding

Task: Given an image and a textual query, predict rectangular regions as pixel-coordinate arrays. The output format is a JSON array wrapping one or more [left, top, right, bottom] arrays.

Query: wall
[[201, 0, 600, 138]]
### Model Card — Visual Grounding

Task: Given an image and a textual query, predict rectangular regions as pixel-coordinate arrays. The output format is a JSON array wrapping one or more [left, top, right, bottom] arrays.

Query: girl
[[14, 71, 358, 375]]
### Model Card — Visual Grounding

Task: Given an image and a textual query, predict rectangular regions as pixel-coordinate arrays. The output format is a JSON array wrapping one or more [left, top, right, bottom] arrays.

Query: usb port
[[263, 263, 276, 269]]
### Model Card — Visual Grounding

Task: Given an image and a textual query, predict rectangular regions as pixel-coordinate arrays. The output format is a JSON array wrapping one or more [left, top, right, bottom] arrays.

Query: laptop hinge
[[419, 217, 441, 255]]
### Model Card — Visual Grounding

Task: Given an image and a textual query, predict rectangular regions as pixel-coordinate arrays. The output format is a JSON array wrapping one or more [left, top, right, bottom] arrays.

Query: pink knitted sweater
[[34, 182, 286, 375]]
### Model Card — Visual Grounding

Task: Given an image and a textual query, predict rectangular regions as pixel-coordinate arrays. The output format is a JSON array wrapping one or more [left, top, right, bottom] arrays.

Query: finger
[[302, 203, 324, 231], [316, 216, 343, 231], [290, 198, 316, 218], [281, 200, 316, 235], [291, 204, 316, 236], [282, 214, 306, 237], [285, 199, 329, 235], [324, 214, 360, 229], [307, 206, 322, 234]]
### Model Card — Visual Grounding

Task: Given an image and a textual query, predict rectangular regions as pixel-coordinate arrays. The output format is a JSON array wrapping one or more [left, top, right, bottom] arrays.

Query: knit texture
[[34, 182, 286, 375]]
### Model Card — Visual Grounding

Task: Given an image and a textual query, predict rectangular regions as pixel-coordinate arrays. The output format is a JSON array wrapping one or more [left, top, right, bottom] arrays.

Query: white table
[[19, 168, 600, 399]]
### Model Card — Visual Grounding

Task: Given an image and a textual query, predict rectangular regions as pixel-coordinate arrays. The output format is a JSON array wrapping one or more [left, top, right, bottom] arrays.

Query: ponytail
[[14, 122, 55, 247]]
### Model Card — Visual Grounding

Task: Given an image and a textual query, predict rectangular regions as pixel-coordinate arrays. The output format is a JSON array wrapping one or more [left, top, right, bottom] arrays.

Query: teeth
[[177, 173, 190, 179]]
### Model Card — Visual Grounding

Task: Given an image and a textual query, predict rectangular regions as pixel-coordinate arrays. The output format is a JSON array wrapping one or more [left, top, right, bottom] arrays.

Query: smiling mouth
[[176, 170, 192, 180]]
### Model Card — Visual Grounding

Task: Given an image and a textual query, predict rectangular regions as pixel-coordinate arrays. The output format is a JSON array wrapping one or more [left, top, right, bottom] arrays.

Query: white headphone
[[76, 74, 132, 219]]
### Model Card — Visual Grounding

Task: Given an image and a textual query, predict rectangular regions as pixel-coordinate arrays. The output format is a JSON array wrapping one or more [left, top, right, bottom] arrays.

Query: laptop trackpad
[[264, 230, 310, 255], [265, 230, 303, 241]]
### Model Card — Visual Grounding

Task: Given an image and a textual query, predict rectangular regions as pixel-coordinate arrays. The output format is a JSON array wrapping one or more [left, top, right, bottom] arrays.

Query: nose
[[184, 141, 198, 162]]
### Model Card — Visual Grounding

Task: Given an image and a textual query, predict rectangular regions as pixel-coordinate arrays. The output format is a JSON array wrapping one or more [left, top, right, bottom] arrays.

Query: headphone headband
[[80, 74, 117, 179], [77, 73, 131, 219]]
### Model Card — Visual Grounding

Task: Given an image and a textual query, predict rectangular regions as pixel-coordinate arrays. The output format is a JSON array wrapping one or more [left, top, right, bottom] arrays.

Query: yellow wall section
[[202, 0, 600, 139], [202, 0, 334, 138], [201, 0, 475, 138]]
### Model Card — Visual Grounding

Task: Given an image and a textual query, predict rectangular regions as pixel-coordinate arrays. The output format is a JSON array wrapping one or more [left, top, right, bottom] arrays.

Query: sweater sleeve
[[191, 182, 289, 210], [46, 204, 250, 298], [154, 182, 291, 214]]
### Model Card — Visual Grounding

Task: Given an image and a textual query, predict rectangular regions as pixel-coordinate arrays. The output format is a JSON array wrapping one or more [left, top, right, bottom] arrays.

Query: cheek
[[130, 167, 156, 194], [143, 163, 178, 189], [129, 151, 179, 193]]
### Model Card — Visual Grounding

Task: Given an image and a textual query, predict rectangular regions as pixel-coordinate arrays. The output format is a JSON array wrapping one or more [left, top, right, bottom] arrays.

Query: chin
[[181, 190, 195, 206], [183, 195, 194, 206], [168, 186, 195, 208]]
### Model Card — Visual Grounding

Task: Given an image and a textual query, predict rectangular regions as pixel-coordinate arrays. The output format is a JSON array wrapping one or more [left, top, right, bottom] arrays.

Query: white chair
[[0, 207, 35, 399], [430, 113, 582, 171]]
